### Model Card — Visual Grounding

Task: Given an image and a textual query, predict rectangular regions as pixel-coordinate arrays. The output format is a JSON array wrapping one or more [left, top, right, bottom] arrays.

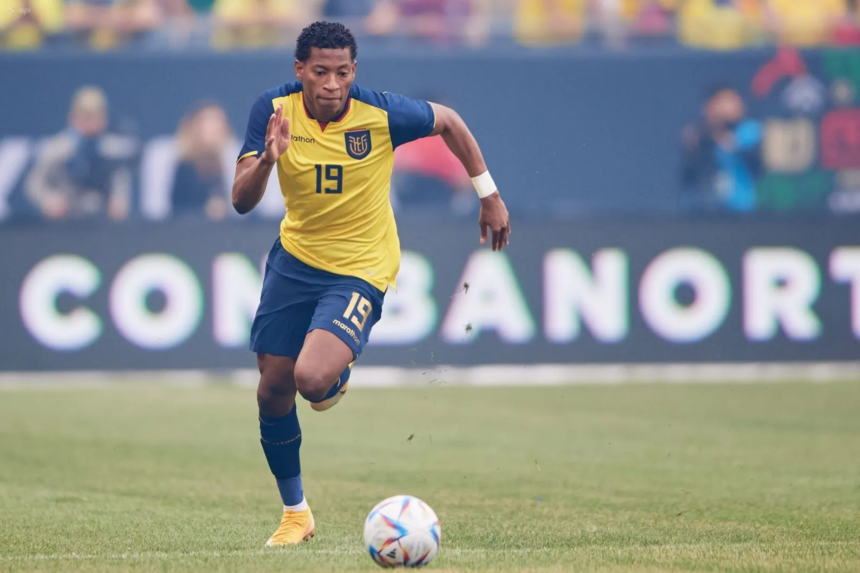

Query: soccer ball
[[363, 495, 441, 568]]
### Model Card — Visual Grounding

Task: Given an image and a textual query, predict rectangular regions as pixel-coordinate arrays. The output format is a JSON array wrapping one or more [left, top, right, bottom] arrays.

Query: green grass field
[[1, 381, 859, 572]]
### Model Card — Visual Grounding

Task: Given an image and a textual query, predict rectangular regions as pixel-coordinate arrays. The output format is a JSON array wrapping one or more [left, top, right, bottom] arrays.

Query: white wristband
[[471, 170, 497, 199]]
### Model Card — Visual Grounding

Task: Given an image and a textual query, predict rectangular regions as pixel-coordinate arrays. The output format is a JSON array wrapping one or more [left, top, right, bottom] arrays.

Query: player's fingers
[[498, 226, 508, 250], [281, 116, 291, 140], [479, 221, 488, 245], [265, 112, 276, 139], [271, 105, 282, 137], [492, 226, 502, 251]]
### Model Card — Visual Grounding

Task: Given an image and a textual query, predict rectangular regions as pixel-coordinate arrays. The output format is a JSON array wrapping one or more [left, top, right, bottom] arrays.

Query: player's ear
[[294, 60, 303, 81]]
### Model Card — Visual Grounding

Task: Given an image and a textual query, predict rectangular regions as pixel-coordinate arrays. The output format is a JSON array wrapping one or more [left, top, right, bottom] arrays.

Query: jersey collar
[[302, 92, 351, 131]]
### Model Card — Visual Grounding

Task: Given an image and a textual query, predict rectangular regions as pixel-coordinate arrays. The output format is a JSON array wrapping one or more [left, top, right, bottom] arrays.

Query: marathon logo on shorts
[[345, 129, 371, 160], [333, 319, 361, 345]]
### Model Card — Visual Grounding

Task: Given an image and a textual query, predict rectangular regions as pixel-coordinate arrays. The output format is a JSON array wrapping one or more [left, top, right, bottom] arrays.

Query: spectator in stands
[[211, 0, 311, 49], [513, 0, 586, 47], [170, 101, 231, 220], [25, 86, 136, 221], [680, 86, 763, 213], [367, 0, 490, 46], [185, 0, 215, 11], [130, 0, 217, 49], [678, 0, 763, 50], [629, 0, 673, 39], [322, 0, 376, 35], [65, 0, 166, 50], [833, 0, 860, 45], [765, 0, 846, 47], [0, 0, 64, 50], [147, 0, 200, 49], [575, 0, 673, 48], [588, 0, 627, 48]]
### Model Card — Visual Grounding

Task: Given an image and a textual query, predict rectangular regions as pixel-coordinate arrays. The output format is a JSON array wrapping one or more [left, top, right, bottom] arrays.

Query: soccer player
[[232, 21, 511, 546]]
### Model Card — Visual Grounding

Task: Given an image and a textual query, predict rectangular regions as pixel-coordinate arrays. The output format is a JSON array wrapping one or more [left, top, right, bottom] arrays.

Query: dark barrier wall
[[4, 47, 860, 218], [1, 216, 857, 371]]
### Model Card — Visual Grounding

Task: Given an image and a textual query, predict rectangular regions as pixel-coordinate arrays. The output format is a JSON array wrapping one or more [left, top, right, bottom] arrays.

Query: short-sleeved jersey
[[239, 82, 435, 291]]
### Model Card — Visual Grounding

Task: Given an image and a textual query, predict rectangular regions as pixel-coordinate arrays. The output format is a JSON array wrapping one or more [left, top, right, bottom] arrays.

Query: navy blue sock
[[315, 363, 353, 403], [260, 406, 304, 506]]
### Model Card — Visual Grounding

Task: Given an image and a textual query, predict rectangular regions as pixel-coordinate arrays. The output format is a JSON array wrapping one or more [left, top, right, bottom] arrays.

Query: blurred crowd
[[4, 0, 860, 52], [7, 85, 477, 223]]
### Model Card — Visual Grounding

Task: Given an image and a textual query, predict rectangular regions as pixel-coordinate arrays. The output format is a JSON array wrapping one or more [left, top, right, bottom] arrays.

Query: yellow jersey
[[678, 0, 762, 50], [514, 0, 585, 46], [211, 0, 299, 49], [238, 82, 436, 291], [0, 0, 64, 50], [768, 0, 844, 47]]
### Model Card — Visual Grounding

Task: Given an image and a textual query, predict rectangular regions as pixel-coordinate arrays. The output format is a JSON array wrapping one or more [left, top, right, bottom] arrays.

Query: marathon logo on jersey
[[345, 129, 372, 160]]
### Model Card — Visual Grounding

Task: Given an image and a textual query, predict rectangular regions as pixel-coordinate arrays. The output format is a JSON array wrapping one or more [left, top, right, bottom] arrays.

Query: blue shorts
[[250, 239, 385, 359]]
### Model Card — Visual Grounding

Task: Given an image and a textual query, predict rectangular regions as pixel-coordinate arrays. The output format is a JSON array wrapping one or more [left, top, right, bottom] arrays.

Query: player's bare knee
[[294, 366, 334, 403], [257, 360, 297, 417], [257, 382, 297, 416]]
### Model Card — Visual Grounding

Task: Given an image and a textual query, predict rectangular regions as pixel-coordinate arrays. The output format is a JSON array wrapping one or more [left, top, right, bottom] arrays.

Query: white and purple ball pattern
[[363, 495, 441, 568]]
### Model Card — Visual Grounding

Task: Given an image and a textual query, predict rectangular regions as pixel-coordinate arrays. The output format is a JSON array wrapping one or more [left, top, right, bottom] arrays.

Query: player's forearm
[[431, 104, 488, 179], [232, 157, 274, 214]]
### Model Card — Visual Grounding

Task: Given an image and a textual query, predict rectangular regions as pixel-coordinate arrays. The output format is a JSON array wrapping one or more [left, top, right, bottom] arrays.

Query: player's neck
[[303, 95, 349, 126]]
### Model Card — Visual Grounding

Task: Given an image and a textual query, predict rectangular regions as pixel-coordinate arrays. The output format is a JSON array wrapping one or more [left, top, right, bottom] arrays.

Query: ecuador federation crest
[[345, 129, 372, 160]]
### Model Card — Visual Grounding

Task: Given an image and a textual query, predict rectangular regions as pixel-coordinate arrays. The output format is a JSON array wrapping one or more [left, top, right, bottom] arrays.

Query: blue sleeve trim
[[237, 83, 303, 162], [350, 85, 435, 149], [237, 94, 272, 162]]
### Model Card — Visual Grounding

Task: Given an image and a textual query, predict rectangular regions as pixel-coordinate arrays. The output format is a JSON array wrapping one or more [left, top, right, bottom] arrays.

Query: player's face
[[296, 47, 356, 121]]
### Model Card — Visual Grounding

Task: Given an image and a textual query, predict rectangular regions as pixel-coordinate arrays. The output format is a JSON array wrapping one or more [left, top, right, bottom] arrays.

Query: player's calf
[[256, 353, 309, 533]]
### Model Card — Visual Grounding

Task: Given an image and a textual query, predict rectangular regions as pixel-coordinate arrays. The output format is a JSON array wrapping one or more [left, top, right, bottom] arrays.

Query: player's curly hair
[[295, 21, 357, 63]]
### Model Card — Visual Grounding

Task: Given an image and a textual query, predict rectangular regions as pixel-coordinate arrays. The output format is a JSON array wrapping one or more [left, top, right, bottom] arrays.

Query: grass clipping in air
[[0, 382, 859, 572]]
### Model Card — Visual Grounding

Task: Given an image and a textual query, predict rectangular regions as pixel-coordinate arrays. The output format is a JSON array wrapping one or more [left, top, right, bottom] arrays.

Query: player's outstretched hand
[[479, 192, 511, 252], [262, 104, 291, 164]]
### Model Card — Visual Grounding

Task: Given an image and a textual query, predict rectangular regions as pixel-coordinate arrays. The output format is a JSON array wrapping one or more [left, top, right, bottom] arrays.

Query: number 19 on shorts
[[343, 292, 372, 331]]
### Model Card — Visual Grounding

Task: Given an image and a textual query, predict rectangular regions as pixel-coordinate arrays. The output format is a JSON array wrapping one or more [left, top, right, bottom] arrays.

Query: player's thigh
[[295, 285, 385, 392], [256, 353, 298, 418], [250, 259, 317, 360]]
